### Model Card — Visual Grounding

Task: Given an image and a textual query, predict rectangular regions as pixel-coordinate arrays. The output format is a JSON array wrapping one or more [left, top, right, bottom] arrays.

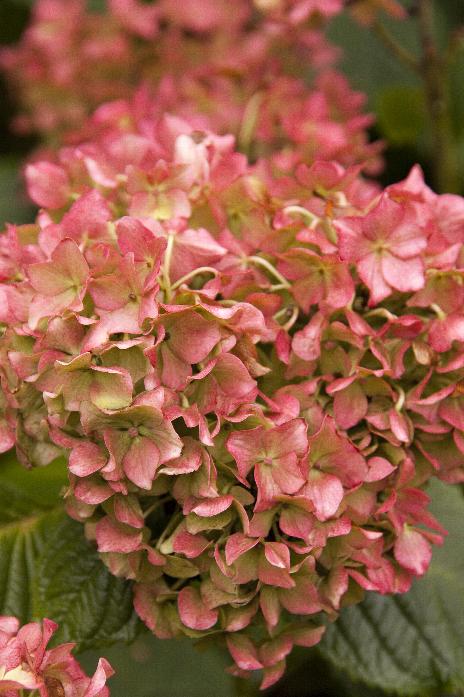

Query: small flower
[[0, 616, 114, 696]]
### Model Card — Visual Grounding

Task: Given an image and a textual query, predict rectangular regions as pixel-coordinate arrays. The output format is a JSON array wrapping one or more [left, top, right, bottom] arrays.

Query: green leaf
[[319, 480, 464, 695], [0, 450, 68, 523], [33, 515, 139, 650], [376, 86, 426, 146], [0, 451, 138, 649]]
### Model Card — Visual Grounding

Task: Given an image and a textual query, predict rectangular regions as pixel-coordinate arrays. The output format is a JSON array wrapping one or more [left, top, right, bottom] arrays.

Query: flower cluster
[[0, 615, 113, 696], [0, 0, 383, 175], [1, 108, 462, 687]]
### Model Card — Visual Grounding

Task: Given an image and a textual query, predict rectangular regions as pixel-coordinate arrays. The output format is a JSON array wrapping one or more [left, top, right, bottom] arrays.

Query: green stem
[[372, 20, 420, 73], [417, 0, 459, 193], [170, 266, 218, 290], [162, 232, 175, 302], [238, 91, 264, 156], [246, 256, 291, 289]]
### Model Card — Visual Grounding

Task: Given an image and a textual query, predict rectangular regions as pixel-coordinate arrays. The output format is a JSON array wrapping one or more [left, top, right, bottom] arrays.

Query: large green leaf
[[0, 451, 138, 648], [33, 515, 139, 650], [319, 480, 464, 695]]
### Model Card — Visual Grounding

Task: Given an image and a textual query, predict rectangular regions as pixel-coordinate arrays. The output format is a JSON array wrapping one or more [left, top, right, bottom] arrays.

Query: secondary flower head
[[0, 105, 462, 688], [0, 0, 382, 176], [0, 616, 113, 696]]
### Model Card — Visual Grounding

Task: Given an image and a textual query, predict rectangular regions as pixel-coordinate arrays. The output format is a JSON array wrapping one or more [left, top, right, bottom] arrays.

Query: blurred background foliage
[[1, 1, 464, 696]]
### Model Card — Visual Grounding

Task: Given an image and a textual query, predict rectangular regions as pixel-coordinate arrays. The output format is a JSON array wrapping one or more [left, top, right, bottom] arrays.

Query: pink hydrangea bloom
[[0, 616, 113, 696], [0, 101, 462, 689], [0, 0, 382, 176]]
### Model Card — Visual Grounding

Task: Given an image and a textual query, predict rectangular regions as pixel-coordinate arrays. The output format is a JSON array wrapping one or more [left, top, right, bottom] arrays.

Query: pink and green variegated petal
[[279, 506, 315, 540], [116, 217, 167, 267], [82, 657, 114, 697], [260, 660, 286, 689], [258, 556, 295, 589], [440, 397, 464, 430], [173, 529, 210, 559], [69, 442, 107, 477], [357, 254, 391, 305], [90, 366, 133, 410], [279, 576, 321, 614], [291, 313, 326, 362], [260, 587, 281, 628], [177, 586, 218, 631], [95, 516, 143, 553], [226, 634, 263, 671], [123, 406, 183, 464], [289, 625, 326, 648], [271, 455, 306, 496], [123, 437, 160, 490], [73, 477, 114, 505], [381, 253, 424, 294], [160, 343, 192, 391], [170, 227, 227, 282], [365, 456, 396, 482], [333, 381, 368, 430], [225, 533, 260, 566], [27, 238, 88, 296], [159, 438, 202, 475], [113, 495, 144, 529], [25, 161, 71, 209], [133, 583, 177, 640], [303, 470, 344, 521], [168, 312, 221, 364], [259, 636, 293, 668], [192, 495, 234, 517], [264, 542, 290, 570], [213, 353, 257, 398], [394, 526, 432, 576], [0, 420, 15, 453], [227, 427, 263, 479], [254, 464, 282, 510], [264, 419, 308, 459]]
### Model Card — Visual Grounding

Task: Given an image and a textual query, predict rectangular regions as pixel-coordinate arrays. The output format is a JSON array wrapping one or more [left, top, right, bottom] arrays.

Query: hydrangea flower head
[[1, 106, 463, 688]]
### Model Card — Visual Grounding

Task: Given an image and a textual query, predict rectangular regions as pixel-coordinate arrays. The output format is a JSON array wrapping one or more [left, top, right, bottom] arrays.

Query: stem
[[162, 232, 175, 302], [283, 205, 321, 228], [281, 305, 299, 332], [170, 266, 218, 290], [246, 256, 291, 289], [417, 0, 459, 193], [238, 91, 264, 155], [372, 21, 420, 73], [156, 511, 182, 551]]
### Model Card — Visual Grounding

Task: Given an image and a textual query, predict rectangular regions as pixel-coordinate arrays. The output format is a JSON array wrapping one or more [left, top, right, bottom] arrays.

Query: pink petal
[[225, 533, 260, 566], [366, 457, 396, 482], [95, 517, 142, 553], [264, 542, 290, 570], [177, 587, 218, 631], [304, 471, 344, 521], [69, 442, 107, 477], [394, 526, 432, 576], [83, 658, 114, 697], [25, 162, 70, 209], [226, 634, 262, 671], [333, 381, 367, 430], [192, 495, 234, 517], [123, 437, 160, 490], [381, 253, 424, 293]]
